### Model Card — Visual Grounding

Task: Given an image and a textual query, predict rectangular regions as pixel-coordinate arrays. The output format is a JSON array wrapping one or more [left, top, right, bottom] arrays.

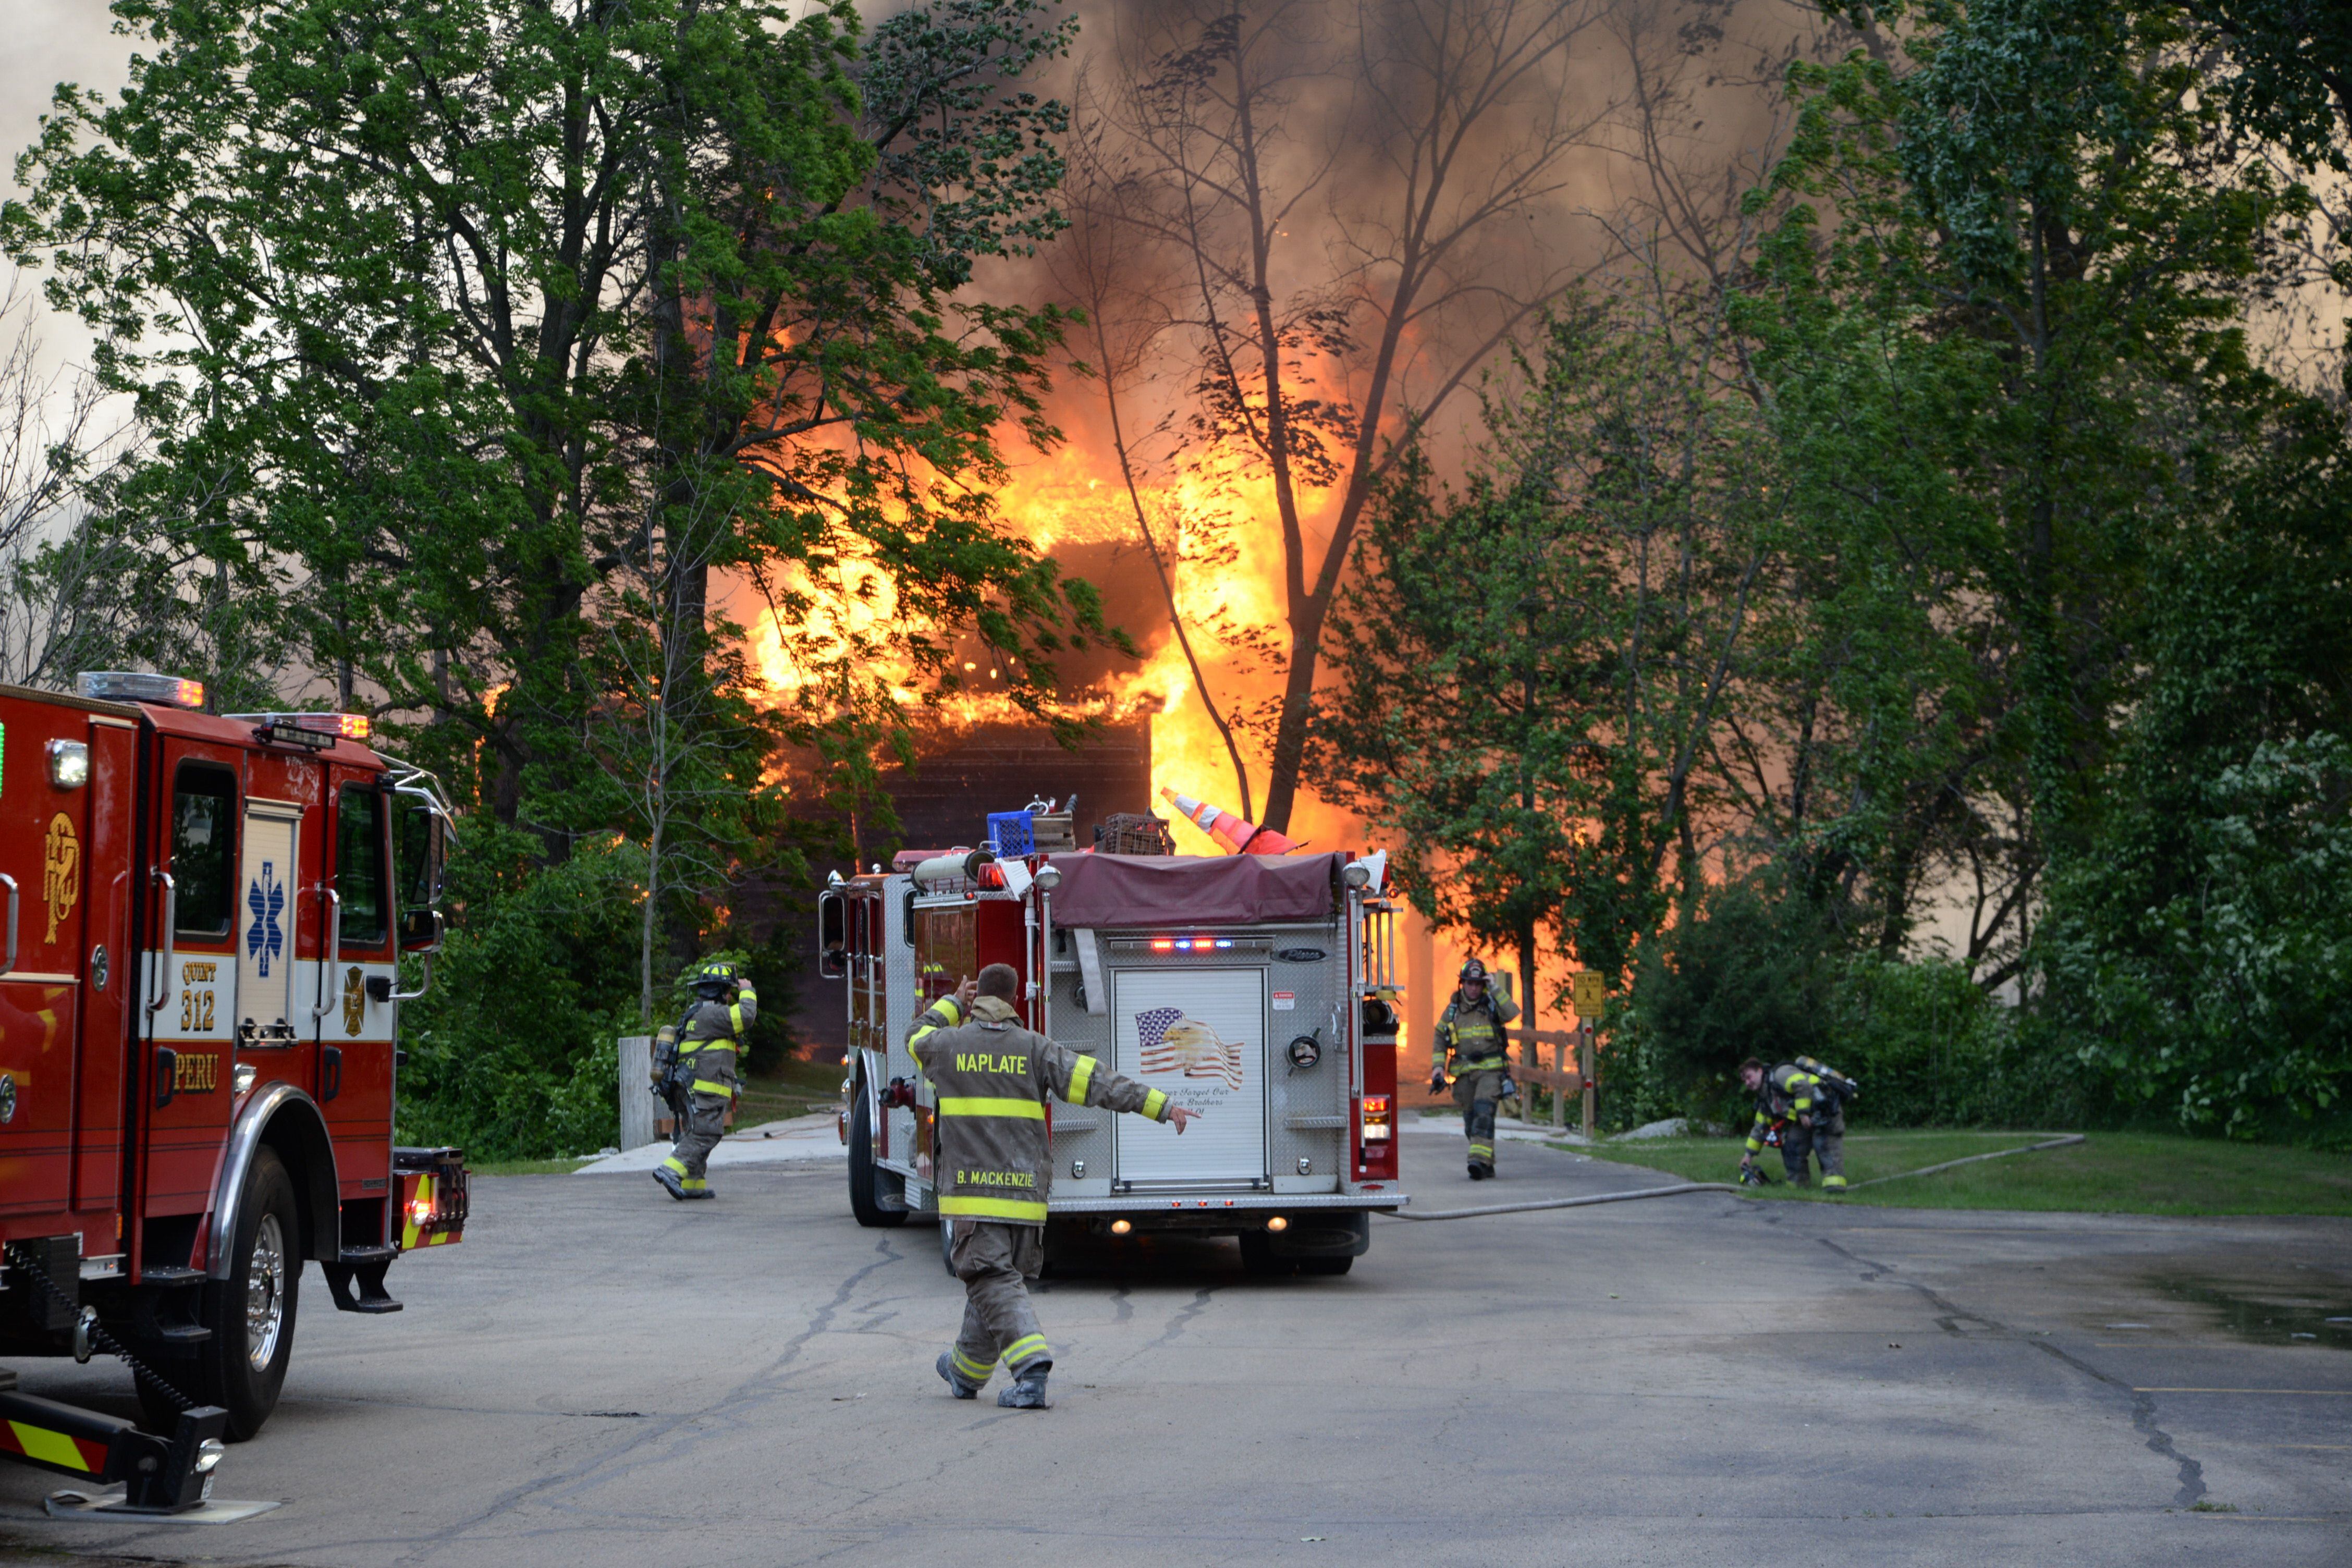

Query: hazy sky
[[5, 2, 135, 382]]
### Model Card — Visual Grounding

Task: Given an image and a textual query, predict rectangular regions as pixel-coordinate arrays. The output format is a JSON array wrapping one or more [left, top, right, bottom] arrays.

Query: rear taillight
[[394, 1147, 470, 1248], [1361, 1094, 1392, 1142]]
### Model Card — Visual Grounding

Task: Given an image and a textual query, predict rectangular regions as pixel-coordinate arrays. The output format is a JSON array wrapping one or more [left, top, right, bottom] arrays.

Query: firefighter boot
[[653, 1164, 714, 1200], [997, 1366, 1051, 1410], [1822, 1174, 1849, 1194], [937, 1351, 985, 1400]]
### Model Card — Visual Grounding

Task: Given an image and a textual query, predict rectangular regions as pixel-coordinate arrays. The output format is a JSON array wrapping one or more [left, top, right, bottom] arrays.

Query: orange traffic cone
[[1160, 787, 1297, 855]]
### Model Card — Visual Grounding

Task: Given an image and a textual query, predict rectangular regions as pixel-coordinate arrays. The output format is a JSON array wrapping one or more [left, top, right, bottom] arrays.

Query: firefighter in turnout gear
[[910, 963, 1198, 1408], [653, 961, 757, 1200], [1737, 1056, 1852, 1191], [1428, 958, 1521, 1180]]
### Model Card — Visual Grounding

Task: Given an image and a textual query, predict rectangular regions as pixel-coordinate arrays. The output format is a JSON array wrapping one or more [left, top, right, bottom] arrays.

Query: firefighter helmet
[[689, 960, 739, 997], [1459, 958, 1488, 985]]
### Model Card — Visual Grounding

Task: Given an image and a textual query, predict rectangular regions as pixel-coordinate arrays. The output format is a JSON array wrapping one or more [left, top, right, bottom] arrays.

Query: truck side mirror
[[395, 802, 448, 953], [817, 890, 848, 979]]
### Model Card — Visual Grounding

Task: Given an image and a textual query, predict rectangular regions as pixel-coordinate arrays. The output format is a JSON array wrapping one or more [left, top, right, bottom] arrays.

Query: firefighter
[[909, 963, 1198, 1409], [653, 961, 757, 1200], [1736, 1056, 1849, 1191], [1428, 958, 1520, 1180]]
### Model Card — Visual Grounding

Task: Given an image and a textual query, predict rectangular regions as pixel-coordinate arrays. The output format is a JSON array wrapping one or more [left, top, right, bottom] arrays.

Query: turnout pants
[[1782, 1105, 1847, 1188], [1452, 1068, 1504, 1170], [660, 1090, 730, 1191], [948, 1220, 1051, 1385]]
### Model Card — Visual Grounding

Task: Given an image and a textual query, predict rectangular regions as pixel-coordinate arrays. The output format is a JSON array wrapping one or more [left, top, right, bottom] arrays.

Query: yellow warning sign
[[1570, 972, 1607, 1018]]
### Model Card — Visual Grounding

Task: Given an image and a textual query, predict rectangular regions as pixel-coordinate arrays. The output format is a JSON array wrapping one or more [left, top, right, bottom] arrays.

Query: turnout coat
[[906, 993, 1173, 1224]]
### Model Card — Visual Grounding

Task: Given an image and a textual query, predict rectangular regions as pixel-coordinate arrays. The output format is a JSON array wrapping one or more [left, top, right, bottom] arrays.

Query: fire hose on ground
[[1383, 1134, 2089, 1222]]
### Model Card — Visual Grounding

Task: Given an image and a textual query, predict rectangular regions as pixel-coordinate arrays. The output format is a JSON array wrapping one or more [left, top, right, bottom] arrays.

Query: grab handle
[[146, 870, 175, 1016], [312, 887, 341, 1020]]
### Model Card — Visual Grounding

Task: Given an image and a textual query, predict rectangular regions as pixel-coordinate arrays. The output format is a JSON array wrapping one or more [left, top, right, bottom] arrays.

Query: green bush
[[1613, 881, 2078, 1134], [395, 828, 645, 1160], [1612, 882, 1839, 1131], [1830, 956, 2031, 1127], [2038, 733, 2352, 1147]]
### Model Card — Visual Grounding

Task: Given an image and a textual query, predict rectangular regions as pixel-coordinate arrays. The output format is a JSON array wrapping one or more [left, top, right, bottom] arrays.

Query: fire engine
[[825, 804, 1406, 1273], [0, 673, 466, 1513]]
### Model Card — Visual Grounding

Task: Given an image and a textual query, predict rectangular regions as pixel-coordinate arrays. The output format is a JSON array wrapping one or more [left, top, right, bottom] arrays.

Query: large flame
[[734, 435, 1334, 840]]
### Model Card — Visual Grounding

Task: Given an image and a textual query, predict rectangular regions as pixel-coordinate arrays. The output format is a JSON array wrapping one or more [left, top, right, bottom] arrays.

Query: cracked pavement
[[3, 1137, 2346, 1565]]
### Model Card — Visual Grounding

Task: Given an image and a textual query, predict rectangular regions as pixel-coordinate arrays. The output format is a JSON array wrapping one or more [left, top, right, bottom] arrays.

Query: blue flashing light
[[1215, 939, 1234, 948]]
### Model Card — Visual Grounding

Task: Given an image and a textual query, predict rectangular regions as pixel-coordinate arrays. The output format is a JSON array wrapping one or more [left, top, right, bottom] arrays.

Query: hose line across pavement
[[1383, 1133, 2089, 1222]]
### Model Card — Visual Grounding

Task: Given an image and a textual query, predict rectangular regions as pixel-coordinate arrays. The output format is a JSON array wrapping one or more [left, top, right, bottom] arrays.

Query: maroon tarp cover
[[1044, 851, 1340, 928]]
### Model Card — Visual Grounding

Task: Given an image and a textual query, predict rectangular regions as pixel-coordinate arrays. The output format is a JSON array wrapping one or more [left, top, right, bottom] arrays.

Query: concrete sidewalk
[[571, 1111, 846, 1173]]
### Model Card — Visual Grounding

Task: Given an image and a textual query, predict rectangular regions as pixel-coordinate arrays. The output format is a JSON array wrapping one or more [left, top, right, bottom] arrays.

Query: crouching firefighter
[[910, 963, 1198, 1408], [1737, 1055, 1856, 1191], [652, 961, 757, 1200], [1429, 958, 1521, 1180]]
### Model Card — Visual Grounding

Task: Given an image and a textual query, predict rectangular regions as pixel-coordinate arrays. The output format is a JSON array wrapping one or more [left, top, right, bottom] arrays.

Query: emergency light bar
[[1149, 937, 1237, 952], [234, 712, 372, 749], [77, 671, 206, 709]]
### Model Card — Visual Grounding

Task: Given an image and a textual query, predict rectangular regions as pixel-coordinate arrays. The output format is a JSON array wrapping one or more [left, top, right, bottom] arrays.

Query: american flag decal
[[1136, 1006, 1245, 1090]]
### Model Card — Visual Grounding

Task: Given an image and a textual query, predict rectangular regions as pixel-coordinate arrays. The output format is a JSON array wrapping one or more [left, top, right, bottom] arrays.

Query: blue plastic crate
[[987, 810, 1036, 856]]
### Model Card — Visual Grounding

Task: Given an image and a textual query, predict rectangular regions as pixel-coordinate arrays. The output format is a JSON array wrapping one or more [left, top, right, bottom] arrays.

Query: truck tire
[[1297, 1254, 1354, 1277], [846, 1085, 908, 1229], [1237, 1230, 1295, 1277], [189, 1146, 300, 1440]]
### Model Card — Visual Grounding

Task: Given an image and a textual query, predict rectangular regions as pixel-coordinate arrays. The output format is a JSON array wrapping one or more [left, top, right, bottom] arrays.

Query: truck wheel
[[1297, 1254, 1354, 1277], [847, 1086, 908, 1229], [1238, 1230, 1295, 1278], [189, 1146, 300, 1440]]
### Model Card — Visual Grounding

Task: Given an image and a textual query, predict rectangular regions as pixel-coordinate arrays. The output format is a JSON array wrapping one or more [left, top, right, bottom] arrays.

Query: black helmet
[[690, 960, 738, 997], [1459, 958, 1488, 985]]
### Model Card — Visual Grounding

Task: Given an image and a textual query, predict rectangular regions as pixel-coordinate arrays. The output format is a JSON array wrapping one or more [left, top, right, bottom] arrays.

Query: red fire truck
[[825, 812, 1406, 1272], [0, 673, 466, 1513]]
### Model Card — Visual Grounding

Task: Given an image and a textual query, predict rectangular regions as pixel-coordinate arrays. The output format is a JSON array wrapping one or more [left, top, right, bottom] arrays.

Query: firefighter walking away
[[911, 963, 1197, 1408], [652, 961, 757, 1199], [1737, 1055, 1858, 1191], [1429, 959, 1520, 1180]]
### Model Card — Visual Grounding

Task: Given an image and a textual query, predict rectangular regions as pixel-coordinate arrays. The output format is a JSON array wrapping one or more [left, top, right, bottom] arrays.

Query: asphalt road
[[4, 1133, 2347, 1566]]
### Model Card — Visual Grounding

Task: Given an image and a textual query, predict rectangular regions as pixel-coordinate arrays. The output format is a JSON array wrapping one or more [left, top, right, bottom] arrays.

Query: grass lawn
[[1580, 1129, 2352, 1217], [733, 1051, 850, 1128]]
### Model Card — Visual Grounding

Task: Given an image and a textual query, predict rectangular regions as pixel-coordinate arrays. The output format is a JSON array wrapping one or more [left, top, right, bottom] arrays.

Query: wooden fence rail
[[1415, 1024, 1603, 1138], [1510, 1025, 1598, 1138]]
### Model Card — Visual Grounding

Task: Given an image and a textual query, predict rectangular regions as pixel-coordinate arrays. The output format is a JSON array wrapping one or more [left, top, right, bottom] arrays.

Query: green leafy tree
[[3, 0, 1106, 847], [1316, 283, 1780, 1018]]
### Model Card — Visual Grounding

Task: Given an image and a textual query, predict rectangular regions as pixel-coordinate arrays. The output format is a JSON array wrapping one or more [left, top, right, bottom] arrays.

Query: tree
[[1048, 95, 1257, 814], [1094, 0, 1623, 834], [4, 0, 1105, 851], [1317, 280, 1779, 1019]]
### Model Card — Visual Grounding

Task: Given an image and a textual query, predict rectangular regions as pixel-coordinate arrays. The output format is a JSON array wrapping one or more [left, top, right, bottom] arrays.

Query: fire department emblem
[[342, 964, 365, 1036], [246, 862, 285, 976], [41, 813, 79, 946], [1136, 1007, 1245, 1089]]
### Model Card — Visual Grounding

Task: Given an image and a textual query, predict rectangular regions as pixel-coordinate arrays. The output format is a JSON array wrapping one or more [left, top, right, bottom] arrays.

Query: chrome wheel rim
[[246, 1212, 286, 1370]]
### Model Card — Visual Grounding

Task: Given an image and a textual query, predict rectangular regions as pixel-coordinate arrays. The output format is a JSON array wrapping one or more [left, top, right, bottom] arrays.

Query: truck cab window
[[172, 764, 236, 940], [336, 787, 387, 946]]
